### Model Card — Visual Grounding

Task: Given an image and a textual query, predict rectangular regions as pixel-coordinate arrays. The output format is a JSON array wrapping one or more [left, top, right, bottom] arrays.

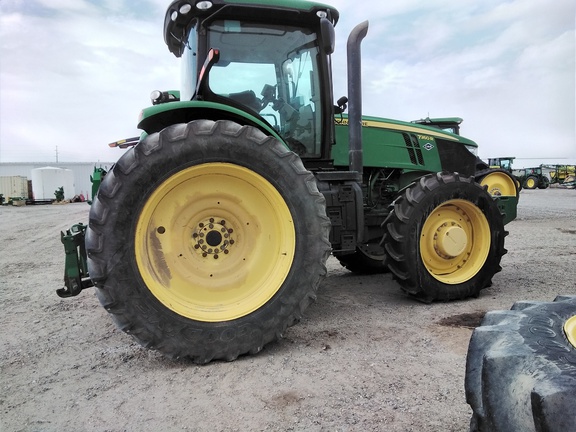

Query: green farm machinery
[[513, 166, 550, 190], [488, 157, 515, 174], [510, 164, 576, 190], [545, 164, 576, 188], [58, 0, 518, 363]]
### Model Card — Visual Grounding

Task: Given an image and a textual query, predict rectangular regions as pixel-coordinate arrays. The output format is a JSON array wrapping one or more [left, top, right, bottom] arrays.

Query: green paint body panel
[[332, 114, 477, 175], [496, 196, 518, 225]]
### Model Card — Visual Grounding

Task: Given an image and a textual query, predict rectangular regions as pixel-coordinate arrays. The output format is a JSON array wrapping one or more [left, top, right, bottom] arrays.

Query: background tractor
[[59, 0, 518, 363], [487, 156, 523, 191], [513, 166, 550, 190], [488, 157, 515, 174]]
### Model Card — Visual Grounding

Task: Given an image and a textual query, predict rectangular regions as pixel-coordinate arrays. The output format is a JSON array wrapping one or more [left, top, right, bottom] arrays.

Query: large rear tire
[[465, 296, 576, 432], [538, 176, 550, 189], [86, 120, 331, 363], [476, 169, 519, 197], [382, 172, 507, 302]]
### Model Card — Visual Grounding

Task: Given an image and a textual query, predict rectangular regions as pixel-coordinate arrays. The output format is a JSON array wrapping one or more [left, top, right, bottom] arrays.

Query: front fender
[[137, 101, 284, 144]]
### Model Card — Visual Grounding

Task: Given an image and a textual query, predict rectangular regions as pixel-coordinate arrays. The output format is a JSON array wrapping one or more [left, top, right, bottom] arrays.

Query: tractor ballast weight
[[59, 0, 519, 363]]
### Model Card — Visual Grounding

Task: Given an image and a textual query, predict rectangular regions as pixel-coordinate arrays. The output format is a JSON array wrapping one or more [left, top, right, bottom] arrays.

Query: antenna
[[55, 146, 59, 163]]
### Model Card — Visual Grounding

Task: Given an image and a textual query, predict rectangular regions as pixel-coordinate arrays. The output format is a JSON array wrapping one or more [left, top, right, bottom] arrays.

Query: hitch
[[58, 223, 94, 298]]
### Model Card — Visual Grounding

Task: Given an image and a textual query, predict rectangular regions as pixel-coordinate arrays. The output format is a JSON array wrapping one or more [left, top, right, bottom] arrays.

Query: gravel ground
[[1, 188, 575, 432]]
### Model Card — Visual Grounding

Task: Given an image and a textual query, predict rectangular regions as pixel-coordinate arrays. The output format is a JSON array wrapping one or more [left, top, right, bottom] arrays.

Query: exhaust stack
[[347, 21, 369, 178]]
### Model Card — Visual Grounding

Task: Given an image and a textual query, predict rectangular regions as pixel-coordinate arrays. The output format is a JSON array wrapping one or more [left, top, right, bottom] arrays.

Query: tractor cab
[[488, 157, 516, 173], [155, 0, 339, 162]]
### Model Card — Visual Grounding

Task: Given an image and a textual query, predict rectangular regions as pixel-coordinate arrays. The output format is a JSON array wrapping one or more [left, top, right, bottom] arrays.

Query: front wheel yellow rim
[[135, 163, 295, 322], [526, 178, 536, 189], [480, 172, 517, 196], [420, 199, 491, 284]]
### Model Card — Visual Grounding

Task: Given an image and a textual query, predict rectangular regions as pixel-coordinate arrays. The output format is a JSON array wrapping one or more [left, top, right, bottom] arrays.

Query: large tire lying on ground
[[382, 172, 507, 302], [86, 120, 331, 363], [465, 295, 576, 432]]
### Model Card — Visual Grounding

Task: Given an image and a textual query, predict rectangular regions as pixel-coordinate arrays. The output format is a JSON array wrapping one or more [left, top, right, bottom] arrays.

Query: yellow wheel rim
[[526, 177, 536, 189], [135, 163, 295, 322], [480, 172, 517, 196], [420, 199, 491, 284], [565, 315, 576, 349]]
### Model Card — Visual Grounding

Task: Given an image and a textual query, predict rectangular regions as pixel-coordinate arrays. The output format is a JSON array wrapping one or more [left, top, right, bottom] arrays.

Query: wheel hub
[[192, 217, 235, 259], [435, 224, 468, 258], [420, 199, 491, 284]]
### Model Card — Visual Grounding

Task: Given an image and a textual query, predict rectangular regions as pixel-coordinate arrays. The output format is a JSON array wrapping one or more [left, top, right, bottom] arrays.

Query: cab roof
[[165, 0, 339, 57]]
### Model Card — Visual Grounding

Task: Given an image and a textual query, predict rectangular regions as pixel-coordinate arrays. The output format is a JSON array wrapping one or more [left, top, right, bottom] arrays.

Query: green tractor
[[487, 157, 523, 192], [58, 0, 518, 363], [488, 157, 515, 173], [513, 166, 550, 190]]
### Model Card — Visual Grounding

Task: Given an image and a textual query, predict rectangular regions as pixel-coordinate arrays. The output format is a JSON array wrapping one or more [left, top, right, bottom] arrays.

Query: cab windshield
[[204, 20, 323, 157]]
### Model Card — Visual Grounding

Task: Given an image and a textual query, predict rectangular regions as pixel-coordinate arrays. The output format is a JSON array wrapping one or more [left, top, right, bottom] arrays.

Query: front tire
[[524, 175, 538, 189], [465, 296, 576, 432], [382, 172, 507, 302], [86, 120, 331, 363]]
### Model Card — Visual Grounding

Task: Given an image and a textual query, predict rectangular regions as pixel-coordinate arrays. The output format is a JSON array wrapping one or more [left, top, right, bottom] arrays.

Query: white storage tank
[[31, 167, 75, 200]]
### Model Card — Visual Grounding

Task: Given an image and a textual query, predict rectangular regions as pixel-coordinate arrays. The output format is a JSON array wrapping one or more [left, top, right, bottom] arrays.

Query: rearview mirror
[[320, 18, 335, 55]]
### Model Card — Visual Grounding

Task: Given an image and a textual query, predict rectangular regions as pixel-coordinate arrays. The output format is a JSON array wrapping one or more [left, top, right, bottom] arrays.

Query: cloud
[[329, 0, 575, 160], [0, 0, 177, 162], [0, 0, 574, 164]]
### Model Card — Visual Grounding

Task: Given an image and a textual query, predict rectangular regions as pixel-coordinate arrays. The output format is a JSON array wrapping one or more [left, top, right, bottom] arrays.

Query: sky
[[1, 0, 574, 167]]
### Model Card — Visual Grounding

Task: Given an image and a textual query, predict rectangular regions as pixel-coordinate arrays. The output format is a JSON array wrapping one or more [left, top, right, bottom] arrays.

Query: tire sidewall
[[466, 297, 576, 432], [514, 303, 576, 371], [87, 120, 328, 357]]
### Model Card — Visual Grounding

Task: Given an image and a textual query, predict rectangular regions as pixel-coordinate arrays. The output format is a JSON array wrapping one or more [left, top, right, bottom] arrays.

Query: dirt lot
[[1, 188, 575, 432]]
